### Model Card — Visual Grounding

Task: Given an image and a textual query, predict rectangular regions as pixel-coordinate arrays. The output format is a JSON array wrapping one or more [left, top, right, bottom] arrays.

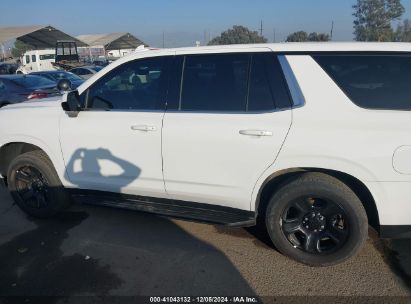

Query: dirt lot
[[0, 184, 411, 302]]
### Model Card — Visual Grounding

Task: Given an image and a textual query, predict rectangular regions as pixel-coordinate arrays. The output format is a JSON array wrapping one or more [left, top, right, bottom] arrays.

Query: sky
[[1, 0, 411, 47]]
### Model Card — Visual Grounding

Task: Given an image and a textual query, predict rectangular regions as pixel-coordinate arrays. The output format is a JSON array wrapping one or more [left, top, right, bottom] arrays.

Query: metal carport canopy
[[0, 25, 88, 48], [76, 32, 145, 50]]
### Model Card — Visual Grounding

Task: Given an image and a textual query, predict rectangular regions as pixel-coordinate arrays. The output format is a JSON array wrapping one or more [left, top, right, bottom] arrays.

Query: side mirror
[[57, 79, 72, 92], [61, 90, 81, 117]]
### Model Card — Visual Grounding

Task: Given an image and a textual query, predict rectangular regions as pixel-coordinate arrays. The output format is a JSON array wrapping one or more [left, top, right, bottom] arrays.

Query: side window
[[250, 53, 292, 110], [25, 55, 30, 64], [86, 56, 168, 111], [180, 53, 249, 112], [31, 55, 37, 63], [248, 54, 275, 111], [314, 55, 411, 110]]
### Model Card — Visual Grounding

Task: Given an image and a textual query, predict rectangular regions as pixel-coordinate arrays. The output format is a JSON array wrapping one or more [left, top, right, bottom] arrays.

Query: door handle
[[131, 125, 156, 132], [239, 130, 273, 137]]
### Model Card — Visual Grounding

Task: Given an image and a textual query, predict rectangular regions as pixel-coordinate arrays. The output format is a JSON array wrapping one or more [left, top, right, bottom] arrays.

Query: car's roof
[[164, 42, 411, 53], [109, 42, 411, 69]]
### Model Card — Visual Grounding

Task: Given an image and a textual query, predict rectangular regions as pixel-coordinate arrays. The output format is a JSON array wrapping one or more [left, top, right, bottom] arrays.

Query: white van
[[16, 50, 57, 74]]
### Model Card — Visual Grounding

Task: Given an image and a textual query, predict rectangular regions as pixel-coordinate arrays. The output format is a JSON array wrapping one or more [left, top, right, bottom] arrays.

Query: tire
[[7, 150, 71, 218], [265, 172, 368, 266]]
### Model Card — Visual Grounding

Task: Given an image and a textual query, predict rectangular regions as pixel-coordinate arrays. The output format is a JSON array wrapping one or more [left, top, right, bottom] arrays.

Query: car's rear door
[[60, 54, 173, 198], [162, 49, 293, 210]]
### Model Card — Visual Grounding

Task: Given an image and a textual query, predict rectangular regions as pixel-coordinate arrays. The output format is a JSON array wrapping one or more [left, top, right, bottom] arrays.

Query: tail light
[[27, 92, 49, 100]]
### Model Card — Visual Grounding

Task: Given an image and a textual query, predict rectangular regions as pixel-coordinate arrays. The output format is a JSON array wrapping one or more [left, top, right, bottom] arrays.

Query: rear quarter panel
[[252, 55, 411, 225]]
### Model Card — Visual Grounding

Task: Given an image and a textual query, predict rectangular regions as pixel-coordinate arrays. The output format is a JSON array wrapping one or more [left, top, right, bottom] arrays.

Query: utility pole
[[260, 20, 263, 37], [273, 28, 276, 43], [330, 21, 334, 41], [162, 31, 165, 48]]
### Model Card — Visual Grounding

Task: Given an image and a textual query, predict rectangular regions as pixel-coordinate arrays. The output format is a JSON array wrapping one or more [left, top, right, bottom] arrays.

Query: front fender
[[0, 134, 68, 186]]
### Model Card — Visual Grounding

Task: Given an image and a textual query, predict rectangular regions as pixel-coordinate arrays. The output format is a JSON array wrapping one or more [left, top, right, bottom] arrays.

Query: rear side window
[[248, 53, 291, 111], [314, 55, 411, 110], [181, 53, 249, 112], [31, 55, 36, 62], [178, 53, 291, 112]]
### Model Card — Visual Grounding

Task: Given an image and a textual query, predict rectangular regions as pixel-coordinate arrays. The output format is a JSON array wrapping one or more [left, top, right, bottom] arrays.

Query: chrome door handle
[[239, 130, 273, 136], [131, 125, 156, 131]]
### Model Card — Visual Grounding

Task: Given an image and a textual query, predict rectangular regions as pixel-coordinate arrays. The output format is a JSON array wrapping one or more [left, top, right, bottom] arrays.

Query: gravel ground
[[0, 184, 410, 302]]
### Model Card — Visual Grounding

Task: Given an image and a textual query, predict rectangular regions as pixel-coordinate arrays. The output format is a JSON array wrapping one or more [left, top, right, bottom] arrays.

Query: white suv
[[1, 43, 410, 266]]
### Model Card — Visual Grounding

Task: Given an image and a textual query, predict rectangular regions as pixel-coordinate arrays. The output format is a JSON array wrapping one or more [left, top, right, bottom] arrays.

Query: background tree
[[308, 32, 330, 41], [395, 19, 411, 41], [353, 0, 405, 41], [286, 31, 308, 42], [11, 40, 32, 58], [286, 31, 330, 42], [208, 25, 267, 45]]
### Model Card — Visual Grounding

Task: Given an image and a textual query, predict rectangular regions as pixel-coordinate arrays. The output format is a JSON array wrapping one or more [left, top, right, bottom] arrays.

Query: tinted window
[[25, 55, 30, 64], [86, 57, 168, 110], [314, 55, 411, 110], [181, 54, 249, 111], [248, 54, 274, 111], [12, 76, 55, 88], [31, 55, 36, 62]]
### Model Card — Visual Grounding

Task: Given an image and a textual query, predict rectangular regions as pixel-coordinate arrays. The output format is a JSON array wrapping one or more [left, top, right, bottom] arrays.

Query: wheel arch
[[255, 167, 380, 233], [0, 139, 65, 187], [0, 142, 42, 178]]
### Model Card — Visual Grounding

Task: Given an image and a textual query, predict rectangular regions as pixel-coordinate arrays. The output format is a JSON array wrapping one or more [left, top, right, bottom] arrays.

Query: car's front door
[[60, 54, 172, 198], [162, 50, 293, 210]]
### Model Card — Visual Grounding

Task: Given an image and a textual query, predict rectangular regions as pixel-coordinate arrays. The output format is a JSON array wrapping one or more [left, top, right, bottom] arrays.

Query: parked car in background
[[30, 70, 84, 89], [0, 75, 60, 107], [16, 50, 57, 74], [92, 59, 109, 67], [69, 65, 103, 79], [0, 63, 19, 75]]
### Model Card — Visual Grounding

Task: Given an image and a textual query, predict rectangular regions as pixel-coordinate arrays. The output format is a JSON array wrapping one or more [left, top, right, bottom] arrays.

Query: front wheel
[[265, 172, 368, 266], [7, 150, 71, 218]]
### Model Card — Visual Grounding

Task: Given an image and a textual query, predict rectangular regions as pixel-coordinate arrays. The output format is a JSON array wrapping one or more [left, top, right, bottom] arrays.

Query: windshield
[[49, 72, 83, 82], [12, 75, 56, 88]]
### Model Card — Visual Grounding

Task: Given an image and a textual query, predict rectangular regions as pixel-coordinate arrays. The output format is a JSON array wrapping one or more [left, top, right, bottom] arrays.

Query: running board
[[70, 190, 256, 227]]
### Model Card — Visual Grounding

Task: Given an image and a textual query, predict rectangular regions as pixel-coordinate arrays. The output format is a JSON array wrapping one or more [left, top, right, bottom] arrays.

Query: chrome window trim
[[278, 55, 305, 108]]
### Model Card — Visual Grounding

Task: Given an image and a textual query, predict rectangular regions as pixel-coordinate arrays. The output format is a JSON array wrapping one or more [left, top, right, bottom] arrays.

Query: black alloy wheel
[[281, 196, 348, 254], [14, 165, 50, 210]]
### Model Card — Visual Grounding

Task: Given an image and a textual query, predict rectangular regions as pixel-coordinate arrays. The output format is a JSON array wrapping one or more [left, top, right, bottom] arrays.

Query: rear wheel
[[265, 172, 368, 266], [7, 150, 71, 218]]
